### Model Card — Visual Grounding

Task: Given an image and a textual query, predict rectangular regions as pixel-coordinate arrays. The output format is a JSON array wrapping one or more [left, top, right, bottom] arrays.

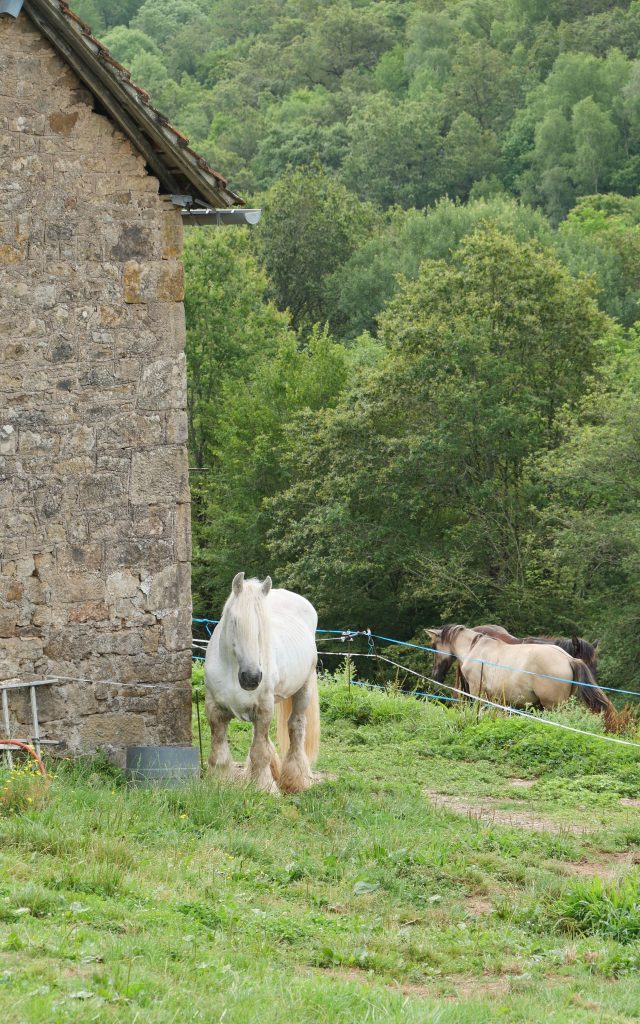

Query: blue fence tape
[[191, 619, 639, 699]]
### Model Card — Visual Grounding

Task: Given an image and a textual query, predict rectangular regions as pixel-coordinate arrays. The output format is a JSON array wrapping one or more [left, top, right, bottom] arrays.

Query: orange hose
[[1, 739, 48, 780]]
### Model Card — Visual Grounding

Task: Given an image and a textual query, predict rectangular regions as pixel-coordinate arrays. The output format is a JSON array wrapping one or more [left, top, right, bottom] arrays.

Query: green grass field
[[2, 678, 640, 1023]]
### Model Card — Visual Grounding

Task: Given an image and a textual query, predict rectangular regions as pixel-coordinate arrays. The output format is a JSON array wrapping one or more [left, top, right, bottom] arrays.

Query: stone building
[[0, 1, 242, 759]]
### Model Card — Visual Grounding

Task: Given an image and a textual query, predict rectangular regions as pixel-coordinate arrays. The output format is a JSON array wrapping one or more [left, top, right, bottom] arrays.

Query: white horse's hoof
[[279, 755, 313, 794]]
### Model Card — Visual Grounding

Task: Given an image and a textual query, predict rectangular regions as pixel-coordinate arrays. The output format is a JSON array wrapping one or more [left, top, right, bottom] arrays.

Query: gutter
[[0, 0, 25, 16], [181, 208, 262, 227]]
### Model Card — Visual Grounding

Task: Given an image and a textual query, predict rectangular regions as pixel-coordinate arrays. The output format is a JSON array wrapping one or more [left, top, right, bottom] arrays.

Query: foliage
[[0, 760, 48, 816], [93, 0, 640, 691], [557, 194, 640, 325], [526, 334, 640, 693], [554, 873, 640, 943], [92, 0, 640, 214], [266, 228, 611, 633], [256, 164, 378, 332]]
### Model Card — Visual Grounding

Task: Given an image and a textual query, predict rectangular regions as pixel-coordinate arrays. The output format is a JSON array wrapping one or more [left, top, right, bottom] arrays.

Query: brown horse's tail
[[571, 659, 614, 718], [275, 669, 320, 765]]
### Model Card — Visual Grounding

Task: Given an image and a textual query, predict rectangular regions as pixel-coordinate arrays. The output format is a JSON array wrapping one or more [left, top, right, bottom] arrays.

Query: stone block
[[137, 354, 186, 411], [164, 410, 188, 444], [105, 538, 173, 572], [105, 569, 140, 602], [123, 259, 142, 303], [57, 543, 104, 572], [130, 446, 189, 504], [160, 604, 192, 652], [161, 210, 182, 258], [77, 473, 127, 509], [0, 610, 17, 637], [78, 712, 147, 748], [50, 573, 105, 604], [142, 562, 190, 614], [67, 601, 109, 623]]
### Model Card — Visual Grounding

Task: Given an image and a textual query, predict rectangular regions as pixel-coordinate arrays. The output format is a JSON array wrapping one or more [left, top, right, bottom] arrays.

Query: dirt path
[[425, 790, 594, 834]]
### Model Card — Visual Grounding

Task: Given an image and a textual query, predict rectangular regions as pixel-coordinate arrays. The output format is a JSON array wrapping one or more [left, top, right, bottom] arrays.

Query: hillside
[[75, 1, 640, 217]]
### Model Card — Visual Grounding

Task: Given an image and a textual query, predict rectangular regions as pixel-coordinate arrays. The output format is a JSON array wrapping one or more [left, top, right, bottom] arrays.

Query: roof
[[11, 0, 243, 208]]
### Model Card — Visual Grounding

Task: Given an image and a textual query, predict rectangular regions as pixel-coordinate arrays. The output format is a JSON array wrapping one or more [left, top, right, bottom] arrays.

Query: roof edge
[[20, 0, 243, 208]]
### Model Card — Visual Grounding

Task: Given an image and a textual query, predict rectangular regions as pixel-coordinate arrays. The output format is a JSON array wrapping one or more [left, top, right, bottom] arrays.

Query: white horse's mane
[[222, 577, 270, 660]]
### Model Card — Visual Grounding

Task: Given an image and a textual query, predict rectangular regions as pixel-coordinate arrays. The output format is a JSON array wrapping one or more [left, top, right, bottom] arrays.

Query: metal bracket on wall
[[0, 0, 25, 17]]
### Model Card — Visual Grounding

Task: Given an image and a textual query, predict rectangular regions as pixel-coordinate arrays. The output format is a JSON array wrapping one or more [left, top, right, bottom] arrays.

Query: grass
[[1, 677, 640, 1022]]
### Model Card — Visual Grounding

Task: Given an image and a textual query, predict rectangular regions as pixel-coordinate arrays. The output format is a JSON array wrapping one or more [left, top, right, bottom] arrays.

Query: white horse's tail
[[276, 669, 320, 765]]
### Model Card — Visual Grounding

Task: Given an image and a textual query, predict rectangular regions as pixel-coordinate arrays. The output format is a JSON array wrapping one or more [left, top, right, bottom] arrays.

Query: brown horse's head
[[425, 625, 467, 683]]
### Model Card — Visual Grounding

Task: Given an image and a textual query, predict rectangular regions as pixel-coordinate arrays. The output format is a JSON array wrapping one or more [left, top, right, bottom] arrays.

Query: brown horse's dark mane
[[440, 624, 464, 645], [440, 624, 482, 649], [473, 625, 598, 673]]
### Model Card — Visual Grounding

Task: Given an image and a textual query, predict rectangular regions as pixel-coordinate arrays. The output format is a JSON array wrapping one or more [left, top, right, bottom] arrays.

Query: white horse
[[204, 572, 320, 795]]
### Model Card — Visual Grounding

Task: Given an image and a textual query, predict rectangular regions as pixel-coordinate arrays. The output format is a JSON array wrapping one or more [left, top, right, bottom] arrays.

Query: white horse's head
[[226, 571, 272, 691]]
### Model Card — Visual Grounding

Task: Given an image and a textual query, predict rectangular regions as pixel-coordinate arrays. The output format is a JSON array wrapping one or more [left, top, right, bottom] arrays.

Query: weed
[[553, 872, 640, 943], [0, 760, 48, 816]]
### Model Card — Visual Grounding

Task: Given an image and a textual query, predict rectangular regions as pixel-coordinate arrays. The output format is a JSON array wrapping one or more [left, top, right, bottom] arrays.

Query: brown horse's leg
[[279, 680, 314, 794], [206, 700, 233, 776], [454, 664, 469, 699], [246, 703, 279, 794]]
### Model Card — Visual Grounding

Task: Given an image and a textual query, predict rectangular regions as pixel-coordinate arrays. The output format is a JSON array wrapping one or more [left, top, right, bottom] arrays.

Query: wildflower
[[179, 813, 187, 819]]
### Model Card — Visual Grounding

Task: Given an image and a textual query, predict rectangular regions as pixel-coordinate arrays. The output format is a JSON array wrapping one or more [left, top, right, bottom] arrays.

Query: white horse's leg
[[245, 704, 279, 795], [279, 678, 314, 794], [206, 700, 233, 776]]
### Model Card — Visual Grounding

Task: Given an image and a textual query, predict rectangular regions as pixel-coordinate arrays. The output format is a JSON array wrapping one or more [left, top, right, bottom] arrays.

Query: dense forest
[[76, 0, 640, 690]]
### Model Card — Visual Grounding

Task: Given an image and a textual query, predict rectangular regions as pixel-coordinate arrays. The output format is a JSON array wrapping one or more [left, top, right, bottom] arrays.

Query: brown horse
[[426, 625, 612, 715], [430, 623, 599, 693]]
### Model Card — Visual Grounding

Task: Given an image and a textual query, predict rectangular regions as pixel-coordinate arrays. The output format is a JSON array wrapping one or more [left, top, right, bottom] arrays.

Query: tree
[[439, 112, 501, 200], [443, 37, 527, 133], [101, 26, 161, 66], [251, 89, 350, 188], [194, 327, 350, 614], [325, 196, 553, 339], [341, 94, 443, 209], [183, 228, 290, 470], [528, 335, 640, 691], [131, 0, 208, 46], [571, 97, 620, 194], [266, 228, 611, 632], [557, 194, 640, 326], [256, 165, 377, 331], [287, 1, 395, 90], [71, 0, 105, 33]]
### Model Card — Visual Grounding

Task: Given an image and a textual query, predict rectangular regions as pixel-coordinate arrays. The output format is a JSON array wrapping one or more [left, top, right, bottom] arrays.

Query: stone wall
[[0, 13, 193, 760]]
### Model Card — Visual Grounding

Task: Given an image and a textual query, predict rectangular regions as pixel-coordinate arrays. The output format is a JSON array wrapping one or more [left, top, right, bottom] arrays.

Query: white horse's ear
[[261, 576, 272, 596], [425, 628, 441, 641], [232, 571, 245, 596]]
